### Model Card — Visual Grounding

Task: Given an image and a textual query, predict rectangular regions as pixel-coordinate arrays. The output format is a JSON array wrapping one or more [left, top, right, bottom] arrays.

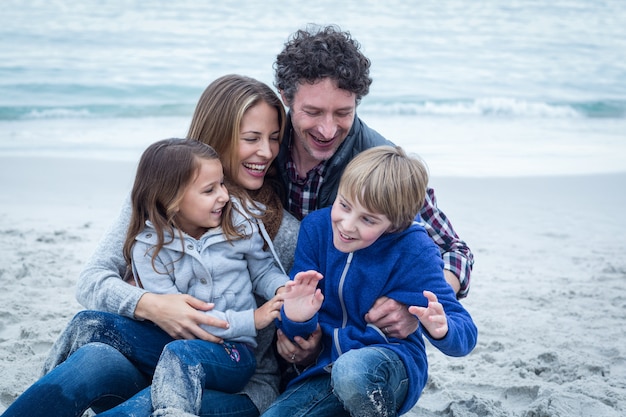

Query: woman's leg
[[331, 347, 409, 417], [2, 342, 149, 417], [43, 310, 174, 377], [98, 386, 260, 417], [151, 340, 256, 416], [260, 374, 348, 417]]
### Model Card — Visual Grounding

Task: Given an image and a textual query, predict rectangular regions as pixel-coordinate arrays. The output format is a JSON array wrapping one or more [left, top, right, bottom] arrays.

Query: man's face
[[286, 78, 356, 165]]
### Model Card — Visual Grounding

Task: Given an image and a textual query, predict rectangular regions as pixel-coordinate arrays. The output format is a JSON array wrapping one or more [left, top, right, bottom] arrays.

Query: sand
[[1, 155, 625, 416]]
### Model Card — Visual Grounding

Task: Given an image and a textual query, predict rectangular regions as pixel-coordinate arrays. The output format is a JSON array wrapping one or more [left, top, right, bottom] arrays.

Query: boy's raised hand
[[283, 270, 324, 323], [408, 290, 449, 340]]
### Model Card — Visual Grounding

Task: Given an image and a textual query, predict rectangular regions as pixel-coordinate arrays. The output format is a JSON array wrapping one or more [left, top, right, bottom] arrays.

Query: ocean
[[1, 0, 625, 177]]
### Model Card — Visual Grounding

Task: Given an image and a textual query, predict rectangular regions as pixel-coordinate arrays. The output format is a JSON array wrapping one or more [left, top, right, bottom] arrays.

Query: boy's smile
[[330, 194, 392, 253]]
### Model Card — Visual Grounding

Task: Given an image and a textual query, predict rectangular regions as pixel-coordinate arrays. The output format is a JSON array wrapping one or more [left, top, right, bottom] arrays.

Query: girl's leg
[[43, 310, 174, 377], [331, 347, 409, 417], [260, 374, 348, 417], [151, 340, 256, 416], [2, 342, 149, 417]]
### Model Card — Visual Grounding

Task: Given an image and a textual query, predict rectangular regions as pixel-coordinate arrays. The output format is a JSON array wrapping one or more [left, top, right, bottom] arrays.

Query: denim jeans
[[150, 339, 256, 416], [1, 342, 149, 417], [98, 386, 260, 417], [3, 311, 261, 417], [261, 347, 408, 417]]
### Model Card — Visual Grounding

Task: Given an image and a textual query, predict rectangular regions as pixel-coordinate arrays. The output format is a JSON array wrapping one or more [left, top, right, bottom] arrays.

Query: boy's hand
[[283, 270, 324, 322], [254, 293, 285, 330], [408, 290, 449, 340]]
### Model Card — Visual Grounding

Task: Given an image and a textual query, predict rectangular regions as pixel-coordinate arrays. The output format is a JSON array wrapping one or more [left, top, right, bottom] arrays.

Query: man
[[270, 25, 474, 372]]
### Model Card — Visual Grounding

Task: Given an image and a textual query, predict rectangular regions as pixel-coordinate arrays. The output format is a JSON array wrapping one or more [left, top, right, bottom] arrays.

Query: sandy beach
[[1, 155, 625, 416]]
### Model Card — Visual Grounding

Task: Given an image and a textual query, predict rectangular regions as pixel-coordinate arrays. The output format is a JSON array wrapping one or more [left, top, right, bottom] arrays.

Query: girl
[[124, 138, 288, 416]]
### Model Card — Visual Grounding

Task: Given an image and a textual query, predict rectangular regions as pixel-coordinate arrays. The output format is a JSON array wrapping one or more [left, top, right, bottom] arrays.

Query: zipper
[[333, 252, 353, 356]]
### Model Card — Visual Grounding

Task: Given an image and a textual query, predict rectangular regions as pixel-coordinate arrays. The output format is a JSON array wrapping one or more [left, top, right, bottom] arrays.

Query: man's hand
[[276, 326, 322, 366], [134, 293, 228, 342], [364, 296, 419, 339]]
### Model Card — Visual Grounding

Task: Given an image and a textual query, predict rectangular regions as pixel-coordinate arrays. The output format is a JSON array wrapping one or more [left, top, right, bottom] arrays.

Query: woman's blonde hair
[[187, 74, 286, 190], [337, 145, 429, 232]]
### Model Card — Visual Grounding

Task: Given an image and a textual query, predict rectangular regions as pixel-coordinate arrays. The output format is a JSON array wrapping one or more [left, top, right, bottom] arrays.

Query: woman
[[1, 74, 299, 417]]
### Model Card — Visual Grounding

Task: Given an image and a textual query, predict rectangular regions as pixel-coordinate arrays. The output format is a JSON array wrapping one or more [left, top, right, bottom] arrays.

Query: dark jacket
[[274, 114, 391, 209]]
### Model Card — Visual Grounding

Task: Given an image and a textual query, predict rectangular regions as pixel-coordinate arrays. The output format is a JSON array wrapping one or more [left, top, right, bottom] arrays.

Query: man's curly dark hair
[[274, 24, 372, 106]]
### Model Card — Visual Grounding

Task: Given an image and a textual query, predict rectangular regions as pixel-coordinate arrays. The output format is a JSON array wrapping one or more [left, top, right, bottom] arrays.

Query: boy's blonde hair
[[337, 145, 429, 232]]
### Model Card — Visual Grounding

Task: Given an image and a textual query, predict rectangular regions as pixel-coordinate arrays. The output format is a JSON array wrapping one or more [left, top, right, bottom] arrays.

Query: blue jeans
[[150, 339, 256, 416], [3, 311, 261, 417], [98, 386, 260, 417], [1, 342, 149, 417], [261, 347, 408, 417]]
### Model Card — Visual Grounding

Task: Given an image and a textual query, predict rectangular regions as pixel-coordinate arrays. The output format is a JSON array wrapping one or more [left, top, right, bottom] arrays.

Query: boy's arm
[[384, 245, 477, 358]]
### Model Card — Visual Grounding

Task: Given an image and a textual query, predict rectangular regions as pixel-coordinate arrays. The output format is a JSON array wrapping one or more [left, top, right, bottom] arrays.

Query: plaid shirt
[[421, 187, 473, 298], [280, 122, 473, 298], [284, 148, 473, 298], [285, 158, 327, 221]]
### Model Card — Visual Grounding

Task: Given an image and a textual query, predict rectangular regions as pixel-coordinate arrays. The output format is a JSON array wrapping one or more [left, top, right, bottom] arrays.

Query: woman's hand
[[364, 296, 419, 339], [276, 325, 322, 365], [134, 293, 228, 342]]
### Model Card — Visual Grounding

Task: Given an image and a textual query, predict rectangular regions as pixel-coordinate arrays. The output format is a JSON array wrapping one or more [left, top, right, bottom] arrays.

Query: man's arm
[[420, 187, 474, 298]]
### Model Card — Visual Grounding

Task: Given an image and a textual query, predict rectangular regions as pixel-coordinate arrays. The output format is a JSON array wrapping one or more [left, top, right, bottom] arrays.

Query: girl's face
[[233, 101, 281, 190], [330, 193, 392, 253], [176, 158, 229, 239]]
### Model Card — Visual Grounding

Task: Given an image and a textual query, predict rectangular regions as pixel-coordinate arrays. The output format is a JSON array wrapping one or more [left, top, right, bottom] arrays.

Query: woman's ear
[[279, 89, 290, 107]]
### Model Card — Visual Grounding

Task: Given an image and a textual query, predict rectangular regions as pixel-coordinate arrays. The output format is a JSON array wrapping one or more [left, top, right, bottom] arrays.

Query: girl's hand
[[408, 290, 448, 340], [254, 294, 285, 329]]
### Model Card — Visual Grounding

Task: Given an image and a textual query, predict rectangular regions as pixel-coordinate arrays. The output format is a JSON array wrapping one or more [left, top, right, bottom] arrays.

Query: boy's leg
[[151, 339, 256, 416], [260, 374, 348, 417], [43, 310, 174, 377], [331, 347, 409, 417], [2, 342, 149, 417]]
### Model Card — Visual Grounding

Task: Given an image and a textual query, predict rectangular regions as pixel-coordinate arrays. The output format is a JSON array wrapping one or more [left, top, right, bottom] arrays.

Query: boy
[[263, 146, 477, 416]]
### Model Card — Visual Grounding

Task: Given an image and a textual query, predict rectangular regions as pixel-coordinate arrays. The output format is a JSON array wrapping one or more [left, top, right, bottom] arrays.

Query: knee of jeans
[[161, 340, 189, 357], [71, 310, 116, 338], [331, 351, 370, 395]]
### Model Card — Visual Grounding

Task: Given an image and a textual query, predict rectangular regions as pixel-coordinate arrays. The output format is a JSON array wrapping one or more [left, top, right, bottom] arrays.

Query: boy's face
[[330, 193, 392, 253]]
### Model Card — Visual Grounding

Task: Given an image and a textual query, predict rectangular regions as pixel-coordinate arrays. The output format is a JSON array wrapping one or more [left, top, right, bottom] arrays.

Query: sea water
[[1, 0, 625, 177]]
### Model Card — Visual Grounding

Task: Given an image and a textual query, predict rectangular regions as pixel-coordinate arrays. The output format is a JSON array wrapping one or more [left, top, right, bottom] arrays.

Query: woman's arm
[[75, 194, 225, 341]]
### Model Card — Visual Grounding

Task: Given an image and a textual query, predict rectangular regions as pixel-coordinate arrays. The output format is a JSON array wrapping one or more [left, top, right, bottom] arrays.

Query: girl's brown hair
[[122, 139, 243, 272]]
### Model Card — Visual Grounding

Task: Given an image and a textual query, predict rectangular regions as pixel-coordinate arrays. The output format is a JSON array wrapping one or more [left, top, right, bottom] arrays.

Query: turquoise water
[[1, 0, 625, 176]]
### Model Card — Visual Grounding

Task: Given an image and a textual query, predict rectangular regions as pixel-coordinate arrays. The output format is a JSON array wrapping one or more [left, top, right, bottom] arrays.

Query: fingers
[[183, 294, 215, 311], [293, 270, 324, 285], [364, 296, 393, 323]]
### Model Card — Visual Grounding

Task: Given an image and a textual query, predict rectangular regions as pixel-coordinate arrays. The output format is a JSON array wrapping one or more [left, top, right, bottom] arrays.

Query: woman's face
[[233, 101, 281, 190]]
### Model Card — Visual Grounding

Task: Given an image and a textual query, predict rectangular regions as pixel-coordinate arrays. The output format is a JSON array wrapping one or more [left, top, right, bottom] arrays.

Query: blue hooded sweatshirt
[[278, 207, 477, 414]]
